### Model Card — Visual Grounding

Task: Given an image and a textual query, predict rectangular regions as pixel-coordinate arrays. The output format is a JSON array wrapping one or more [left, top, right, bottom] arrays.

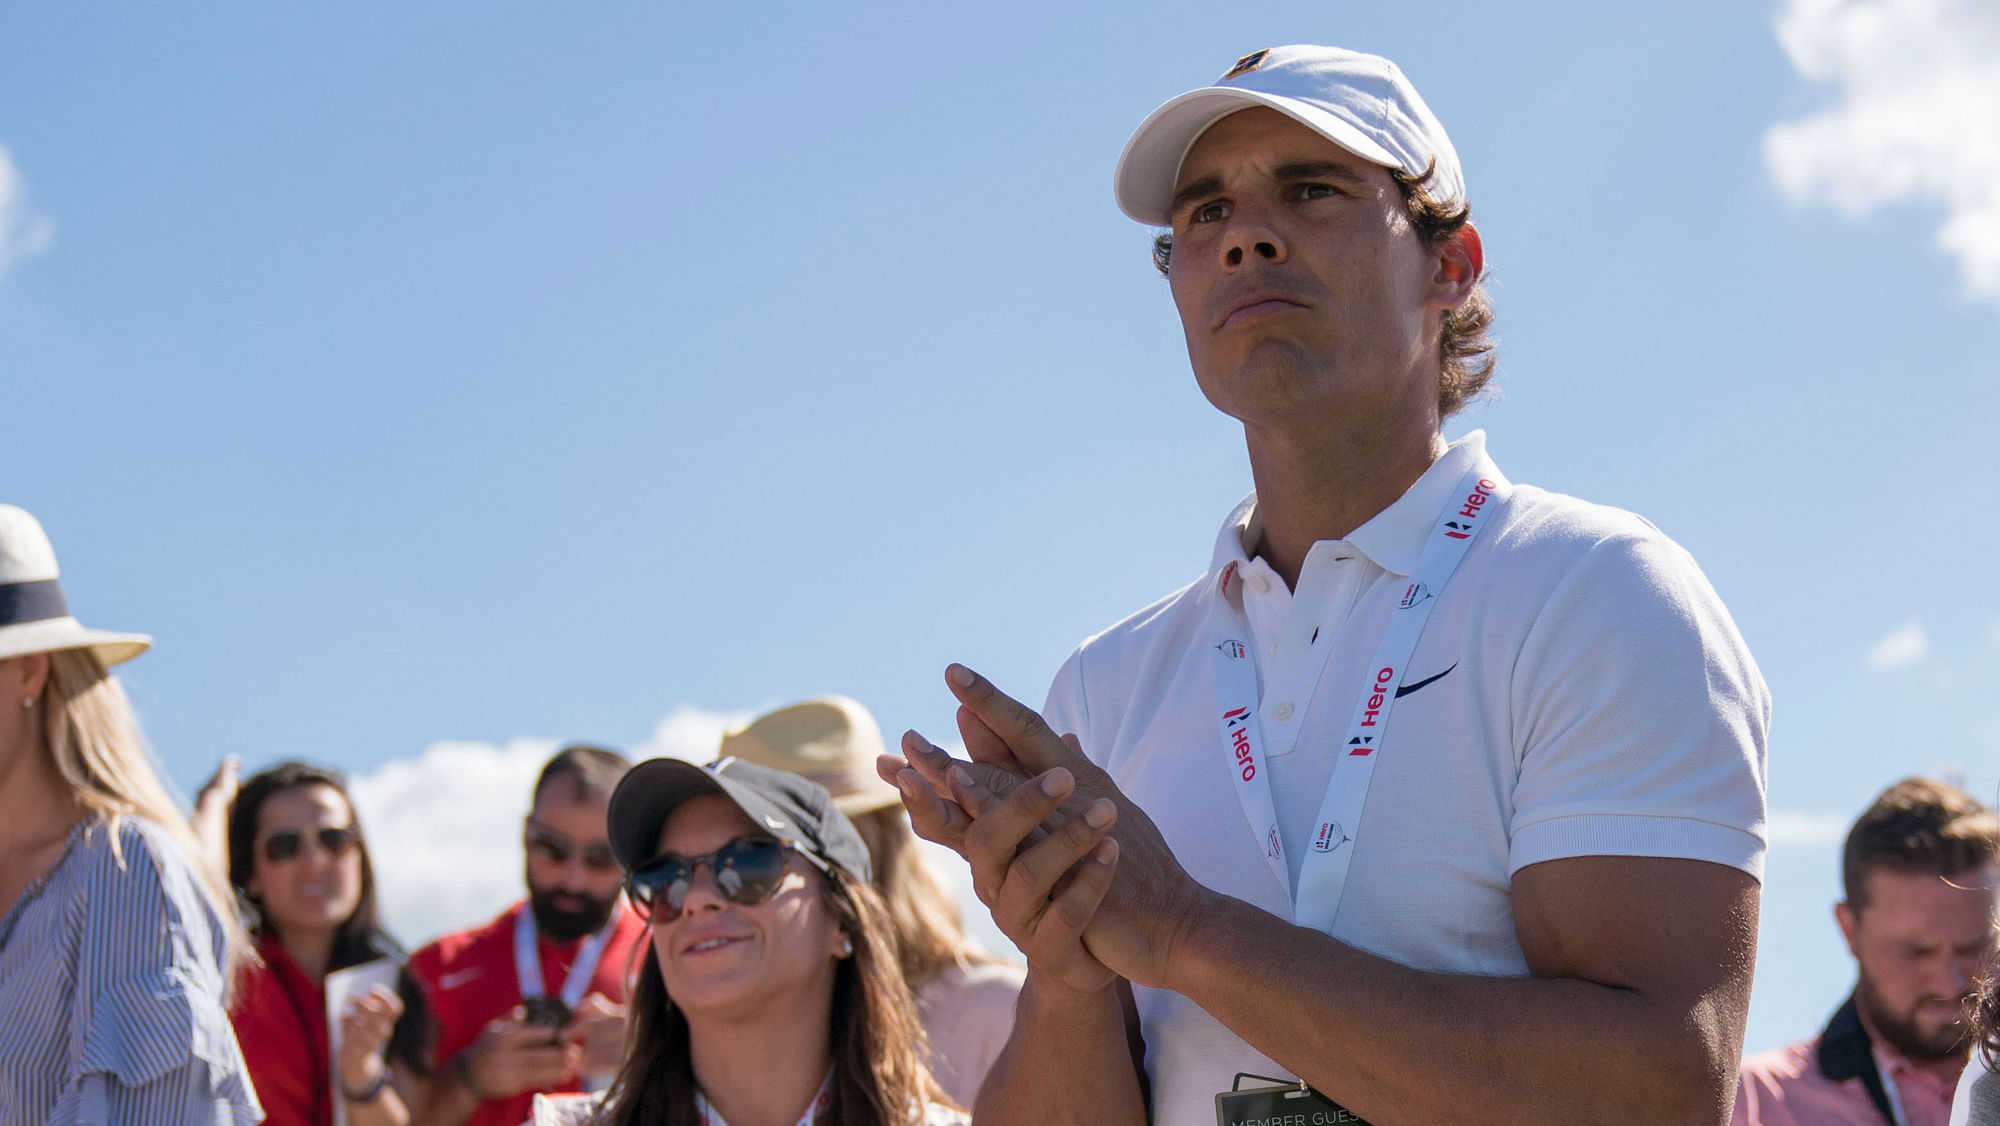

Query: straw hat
[[716, 696, 900, 816], [0, 505, 151, 667]]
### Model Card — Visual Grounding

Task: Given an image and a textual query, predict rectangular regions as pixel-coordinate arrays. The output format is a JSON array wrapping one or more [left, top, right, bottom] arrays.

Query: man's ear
[[1835, 900, 1862, 958], [1431, 223, 1483, 307]]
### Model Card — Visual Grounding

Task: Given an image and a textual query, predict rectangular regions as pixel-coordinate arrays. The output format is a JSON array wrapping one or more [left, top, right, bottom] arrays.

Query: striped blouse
[[0, 815, 262, 1125]]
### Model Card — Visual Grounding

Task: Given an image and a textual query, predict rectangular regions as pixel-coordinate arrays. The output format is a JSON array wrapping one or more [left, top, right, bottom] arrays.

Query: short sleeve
[[52, 821, 262, 1126], [1506, 529, 1770, 880], [1042, 647, 1089, 751]]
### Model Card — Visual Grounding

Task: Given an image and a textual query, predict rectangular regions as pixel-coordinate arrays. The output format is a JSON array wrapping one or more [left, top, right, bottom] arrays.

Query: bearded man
[[408, 744, 643, 1126], [1736, 778, 2000, 1126]]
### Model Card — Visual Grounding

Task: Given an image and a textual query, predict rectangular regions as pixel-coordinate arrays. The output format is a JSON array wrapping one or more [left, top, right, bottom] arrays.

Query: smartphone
[[521, 997, 571, 1029]]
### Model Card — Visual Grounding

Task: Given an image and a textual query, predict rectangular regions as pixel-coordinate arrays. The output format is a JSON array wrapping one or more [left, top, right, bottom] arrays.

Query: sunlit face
[[1837, 864, 2000, 1062], [524, 781, 623, 942], [646, 793, 846, 1021], [1165, 107, 1461, 434], [246, 783, 366, 938]]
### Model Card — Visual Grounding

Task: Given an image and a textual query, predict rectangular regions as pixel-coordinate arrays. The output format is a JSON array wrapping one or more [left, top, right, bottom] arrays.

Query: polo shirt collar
[[1210, 430, 1491, 592], [1817, 992, 1898, 1124]]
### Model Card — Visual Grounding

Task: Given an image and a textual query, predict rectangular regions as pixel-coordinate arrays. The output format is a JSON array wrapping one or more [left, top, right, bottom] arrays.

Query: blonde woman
[[0, 505, 259, 1124], [718, 698, 1025, 1108]]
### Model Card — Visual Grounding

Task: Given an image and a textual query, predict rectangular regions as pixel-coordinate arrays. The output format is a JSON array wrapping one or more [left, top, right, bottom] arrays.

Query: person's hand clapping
[[883, 663, 1211, 992]]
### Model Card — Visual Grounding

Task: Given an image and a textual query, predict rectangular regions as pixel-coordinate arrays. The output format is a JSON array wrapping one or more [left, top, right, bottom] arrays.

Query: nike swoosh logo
[[1395, 663, 1458, 699], [439, 968, 485, 990]]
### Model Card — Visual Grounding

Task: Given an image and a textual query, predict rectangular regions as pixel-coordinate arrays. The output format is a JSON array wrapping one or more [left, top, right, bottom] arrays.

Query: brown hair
[[1842, 777, 2000, 911], [226, 761, 395, 970], [849, 805, 997, 983], [1976, 969, 2000, 1070], [596, 863, 955, 1126], [533, 743, 631, 805], [1150, 163, 1497, 420]]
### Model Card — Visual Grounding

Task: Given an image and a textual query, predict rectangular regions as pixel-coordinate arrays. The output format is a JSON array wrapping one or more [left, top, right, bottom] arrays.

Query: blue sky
[[4, 0, 1997, 1056]]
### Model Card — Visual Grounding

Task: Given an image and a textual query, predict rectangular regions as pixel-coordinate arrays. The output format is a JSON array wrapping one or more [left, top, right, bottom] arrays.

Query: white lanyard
[[696, 1073, 834, 1126], [1209, 454, 1508, 933], [513, 905, 616, 1008]]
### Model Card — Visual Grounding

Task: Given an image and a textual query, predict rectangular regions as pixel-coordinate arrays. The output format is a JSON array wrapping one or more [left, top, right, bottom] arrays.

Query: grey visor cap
[[607, 756, 873, 885]]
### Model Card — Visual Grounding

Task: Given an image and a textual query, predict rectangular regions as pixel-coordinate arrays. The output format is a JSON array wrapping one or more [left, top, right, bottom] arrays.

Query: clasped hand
[[877, 663, 1208, 993]]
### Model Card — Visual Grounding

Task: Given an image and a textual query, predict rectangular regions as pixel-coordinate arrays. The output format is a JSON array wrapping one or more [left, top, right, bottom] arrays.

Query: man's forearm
[[1161, 884, 1750, 1126], [974, 972, 1147, 1126]]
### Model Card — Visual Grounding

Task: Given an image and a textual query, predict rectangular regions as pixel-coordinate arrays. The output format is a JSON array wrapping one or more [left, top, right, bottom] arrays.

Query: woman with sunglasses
[[0, 504, 259, 1123], [716, 697, 1027, 1108], [552, 757, 969, 1126], [223, 760, 424, 1126]]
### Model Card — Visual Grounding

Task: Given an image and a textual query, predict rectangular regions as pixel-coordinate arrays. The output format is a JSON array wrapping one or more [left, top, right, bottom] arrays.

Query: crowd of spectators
[[5, 35, 2000, 1126]]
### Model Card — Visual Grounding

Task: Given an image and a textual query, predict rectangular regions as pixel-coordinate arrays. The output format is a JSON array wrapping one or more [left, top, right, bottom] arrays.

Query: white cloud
[[349, 705, 747, 948], [1864, 619, 1930, 670], [1767, 808, 1851, 845], [0, 142, 55, 283], [1765, 0, 2000, 307], [629, 705, 749, 765]]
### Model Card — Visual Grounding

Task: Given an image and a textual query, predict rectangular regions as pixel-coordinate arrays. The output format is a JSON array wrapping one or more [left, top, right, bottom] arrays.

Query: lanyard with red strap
[[1208, 453, 1508, 933]]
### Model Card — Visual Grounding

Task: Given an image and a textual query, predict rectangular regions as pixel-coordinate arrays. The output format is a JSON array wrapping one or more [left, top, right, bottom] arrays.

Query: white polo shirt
[[1041, 431, 1769, 1126]]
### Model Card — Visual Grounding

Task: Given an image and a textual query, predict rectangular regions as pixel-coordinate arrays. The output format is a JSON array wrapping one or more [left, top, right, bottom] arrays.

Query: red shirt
[[408, 901, 647, 1126], [231, 934, 332, 1126]]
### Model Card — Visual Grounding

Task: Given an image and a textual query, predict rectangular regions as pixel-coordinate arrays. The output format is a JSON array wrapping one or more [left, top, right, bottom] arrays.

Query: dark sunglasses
[[525, 824, 620, 872], [625, 835, 827, 923], [260, 826, 360, 864]]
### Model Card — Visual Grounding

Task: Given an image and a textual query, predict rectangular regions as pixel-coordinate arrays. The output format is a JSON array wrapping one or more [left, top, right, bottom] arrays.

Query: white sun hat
[[0, 505, 152, 667], [1113, 44, 1466, 226]]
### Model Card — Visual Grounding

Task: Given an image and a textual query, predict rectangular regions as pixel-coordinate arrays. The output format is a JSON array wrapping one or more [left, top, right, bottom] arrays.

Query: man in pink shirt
[[1736, 778, 2000, 1126]]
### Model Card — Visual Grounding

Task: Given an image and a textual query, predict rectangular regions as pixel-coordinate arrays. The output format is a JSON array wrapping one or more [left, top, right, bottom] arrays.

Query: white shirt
[[1041, 432, 1770, 1126]]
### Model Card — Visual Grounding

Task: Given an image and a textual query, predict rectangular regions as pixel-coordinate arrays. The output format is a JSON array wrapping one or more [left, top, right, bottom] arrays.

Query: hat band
[[0, 579, 70, 627]]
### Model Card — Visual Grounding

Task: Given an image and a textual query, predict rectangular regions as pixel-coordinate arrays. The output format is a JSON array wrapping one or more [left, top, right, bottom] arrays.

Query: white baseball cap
[[1114, 44, 1465, 226]]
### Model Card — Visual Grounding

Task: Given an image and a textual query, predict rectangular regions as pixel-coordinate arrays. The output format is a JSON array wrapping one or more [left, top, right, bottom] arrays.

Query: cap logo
[[765, 816, 787, 830], [1221, 49, 1269, 81]]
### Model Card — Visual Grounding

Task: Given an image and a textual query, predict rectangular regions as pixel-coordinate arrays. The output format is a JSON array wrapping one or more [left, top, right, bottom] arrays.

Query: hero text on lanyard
[[1208, 455, 1508, 934]]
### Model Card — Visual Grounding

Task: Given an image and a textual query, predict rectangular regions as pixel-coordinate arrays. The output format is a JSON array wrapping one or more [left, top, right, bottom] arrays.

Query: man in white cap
[[883, 45, 1770, 1126]]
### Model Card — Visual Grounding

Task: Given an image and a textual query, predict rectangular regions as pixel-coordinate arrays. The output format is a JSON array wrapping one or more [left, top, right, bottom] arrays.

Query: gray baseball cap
[[607, 756, 874, 884]]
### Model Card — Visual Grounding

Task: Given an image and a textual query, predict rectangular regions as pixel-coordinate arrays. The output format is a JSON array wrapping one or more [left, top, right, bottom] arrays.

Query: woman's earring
[[20, 697, 32, 709], [838, 936, 854, 957]]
